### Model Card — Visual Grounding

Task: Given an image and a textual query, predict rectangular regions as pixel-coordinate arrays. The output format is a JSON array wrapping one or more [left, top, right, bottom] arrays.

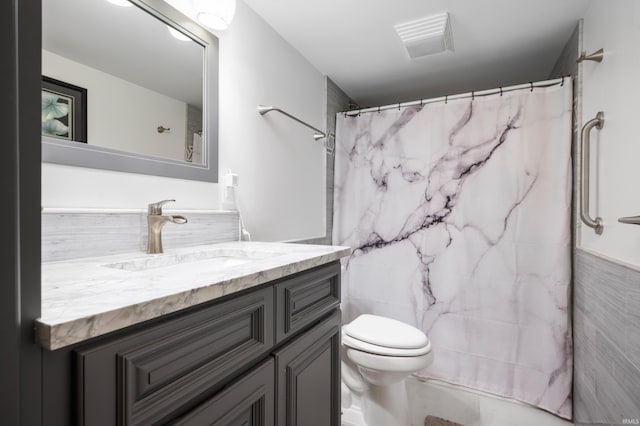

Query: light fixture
[[168, 26, 190, 41], [106, 0, 133, 7], [394, 12, 454, 59], [195, 0, 236, 30]]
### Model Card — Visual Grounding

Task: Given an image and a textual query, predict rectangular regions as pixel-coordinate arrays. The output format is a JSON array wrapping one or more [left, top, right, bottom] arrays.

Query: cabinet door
[[273, 311, 341, 426], [172, 358, 274, 426], [75, 287, 274, 425]]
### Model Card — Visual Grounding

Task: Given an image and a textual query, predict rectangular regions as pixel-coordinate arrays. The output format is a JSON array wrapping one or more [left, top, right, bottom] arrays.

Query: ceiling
[[243, 0, 592, 106], [43, 0, 204, 107]]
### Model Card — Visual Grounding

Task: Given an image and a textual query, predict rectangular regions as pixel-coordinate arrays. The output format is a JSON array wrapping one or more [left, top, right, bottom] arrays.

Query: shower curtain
[[333, 80, 573, 418]]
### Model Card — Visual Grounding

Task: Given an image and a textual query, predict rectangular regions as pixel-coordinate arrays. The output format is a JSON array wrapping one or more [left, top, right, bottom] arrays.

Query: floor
[[406, 377, 574, 426]]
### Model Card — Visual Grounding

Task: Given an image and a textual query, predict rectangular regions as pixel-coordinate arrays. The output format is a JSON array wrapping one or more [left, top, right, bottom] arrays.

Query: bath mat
[[424, 415, 464, 426]]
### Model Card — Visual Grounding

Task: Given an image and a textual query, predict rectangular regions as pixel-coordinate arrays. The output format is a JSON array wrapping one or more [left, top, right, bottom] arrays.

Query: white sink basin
[[103, 248, 282, 272]]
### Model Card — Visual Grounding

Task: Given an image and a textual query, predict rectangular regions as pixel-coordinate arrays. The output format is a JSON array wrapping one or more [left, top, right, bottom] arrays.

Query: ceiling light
[[168, 26, 191, 41], [106, 0, 133, 7], [395, 13, 454, 59], [195, 0, 236, 30]]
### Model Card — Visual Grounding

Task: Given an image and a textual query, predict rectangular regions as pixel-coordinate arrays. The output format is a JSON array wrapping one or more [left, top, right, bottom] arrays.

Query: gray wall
[[1, 0, 43, 423], [574, 249, 640, 425], [301, 77, 351, 245]]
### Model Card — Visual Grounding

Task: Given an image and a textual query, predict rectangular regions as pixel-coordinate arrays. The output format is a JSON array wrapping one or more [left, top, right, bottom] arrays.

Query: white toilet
[[341, 314, 433, 426]]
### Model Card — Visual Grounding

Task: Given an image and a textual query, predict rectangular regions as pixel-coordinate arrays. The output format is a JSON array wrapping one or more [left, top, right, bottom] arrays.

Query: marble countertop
[[37, 241, 350, 350]]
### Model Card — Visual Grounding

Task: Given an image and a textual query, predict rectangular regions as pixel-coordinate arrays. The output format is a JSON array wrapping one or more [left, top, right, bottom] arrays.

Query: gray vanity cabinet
[[45, 262, 342, 426]]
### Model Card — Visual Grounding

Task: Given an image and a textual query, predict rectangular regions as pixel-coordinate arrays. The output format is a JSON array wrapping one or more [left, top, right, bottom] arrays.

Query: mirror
[[42, 0, 219, 182]]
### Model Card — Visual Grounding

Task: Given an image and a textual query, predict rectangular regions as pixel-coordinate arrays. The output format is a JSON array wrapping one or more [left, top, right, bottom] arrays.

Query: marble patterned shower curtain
[[333, 81, 573, 418]]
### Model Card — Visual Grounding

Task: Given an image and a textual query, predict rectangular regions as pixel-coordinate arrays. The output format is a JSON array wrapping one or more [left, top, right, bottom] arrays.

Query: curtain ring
[[377, 106, 381, 114], [499, 87, 503, 96], [561, 77, 565, 87], [471, 91, 475, 101], [420, 98, 423, 106], [530, 82, 534, 92], [445, 95, 448, 104], [398, 103, 401, 111]]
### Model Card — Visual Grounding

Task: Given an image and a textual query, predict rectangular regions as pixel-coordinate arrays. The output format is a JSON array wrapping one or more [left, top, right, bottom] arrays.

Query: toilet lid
[[342, 332, 431, 357], [343, 314, 429, 349]]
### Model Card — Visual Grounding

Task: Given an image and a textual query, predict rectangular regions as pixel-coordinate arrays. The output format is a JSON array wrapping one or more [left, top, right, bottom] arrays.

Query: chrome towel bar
[[257, 105, 335, 155], [618, 215, 640, 225], [258, 105, 326, 139], [580, 112, 604, 234]]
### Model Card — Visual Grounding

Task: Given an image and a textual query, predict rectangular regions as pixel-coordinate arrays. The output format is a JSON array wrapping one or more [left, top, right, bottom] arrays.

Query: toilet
[[341, 314, 433, 426]]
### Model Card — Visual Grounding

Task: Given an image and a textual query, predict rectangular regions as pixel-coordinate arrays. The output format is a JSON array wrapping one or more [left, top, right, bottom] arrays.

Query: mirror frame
[[42, 0, 219, 183]]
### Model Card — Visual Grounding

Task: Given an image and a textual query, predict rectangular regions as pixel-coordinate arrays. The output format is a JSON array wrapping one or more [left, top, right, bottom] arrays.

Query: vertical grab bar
[[580, 112, 605, 234]]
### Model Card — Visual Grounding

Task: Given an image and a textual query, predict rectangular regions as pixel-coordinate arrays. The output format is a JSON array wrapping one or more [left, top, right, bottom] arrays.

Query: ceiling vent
[[394, 13, 454, 59]]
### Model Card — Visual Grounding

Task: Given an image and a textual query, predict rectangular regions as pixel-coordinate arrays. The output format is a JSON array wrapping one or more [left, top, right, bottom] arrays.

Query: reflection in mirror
[[43, 0, 204, 164], [42, 0, 216, 174]]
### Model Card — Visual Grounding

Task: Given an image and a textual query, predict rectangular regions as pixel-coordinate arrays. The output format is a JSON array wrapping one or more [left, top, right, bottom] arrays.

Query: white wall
[[42, 0, 326, 242], [580, 0, 640, 266], [43, 50, 187, 161], [215, 1, 326, 242]]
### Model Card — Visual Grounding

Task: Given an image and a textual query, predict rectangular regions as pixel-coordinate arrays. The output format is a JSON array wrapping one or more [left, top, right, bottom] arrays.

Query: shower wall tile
[[574, 249, 640, 426], [573, 311, 596, 390], [626, 281, 640, 368], [578, 249, 629, 353], [300, 76, 351, 245], [574, 365, 602, 424], [42, 210, 239, 262], [595, 332, 640, 421]]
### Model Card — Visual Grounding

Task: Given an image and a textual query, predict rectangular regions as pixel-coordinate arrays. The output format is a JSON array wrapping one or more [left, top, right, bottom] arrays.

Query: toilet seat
[[342, 314, 431, 357], [343, 332, 431, 356]]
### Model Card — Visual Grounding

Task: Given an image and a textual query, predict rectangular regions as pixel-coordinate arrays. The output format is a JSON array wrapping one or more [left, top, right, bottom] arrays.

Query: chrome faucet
[[147, 199, 188, 254]]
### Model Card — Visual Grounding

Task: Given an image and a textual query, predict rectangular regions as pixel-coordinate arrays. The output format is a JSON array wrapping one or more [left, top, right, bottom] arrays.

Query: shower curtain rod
[[343, 76, 569, 116]]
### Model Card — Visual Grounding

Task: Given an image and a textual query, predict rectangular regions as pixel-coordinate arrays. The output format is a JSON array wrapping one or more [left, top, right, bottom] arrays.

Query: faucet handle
[[148, 199, 175, 215]]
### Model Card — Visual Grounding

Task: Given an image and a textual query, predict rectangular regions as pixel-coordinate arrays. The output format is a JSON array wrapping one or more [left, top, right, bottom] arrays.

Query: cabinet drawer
[[172, 358, 274, 426], [76, 287, 274, 426], [275, 262, 340, 343]]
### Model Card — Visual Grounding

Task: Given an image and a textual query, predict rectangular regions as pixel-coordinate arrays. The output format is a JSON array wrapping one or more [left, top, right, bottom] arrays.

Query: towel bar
[[618, 216, 640, 225]]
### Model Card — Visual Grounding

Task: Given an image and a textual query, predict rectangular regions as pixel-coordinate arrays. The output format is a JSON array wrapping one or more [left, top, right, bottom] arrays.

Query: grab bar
[[580, 112, 604, 234]]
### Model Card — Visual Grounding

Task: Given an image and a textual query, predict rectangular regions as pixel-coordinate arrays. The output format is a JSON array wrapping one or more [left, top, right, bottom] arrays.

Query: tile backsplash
[[42, 210, 240, 262]]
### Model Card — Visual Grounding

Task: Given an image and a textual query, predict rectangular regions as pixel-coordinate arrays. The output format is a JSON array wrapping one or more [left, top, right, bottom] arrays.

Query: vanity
[[38, 0, 347, 422], [38, 241, 349, 425]]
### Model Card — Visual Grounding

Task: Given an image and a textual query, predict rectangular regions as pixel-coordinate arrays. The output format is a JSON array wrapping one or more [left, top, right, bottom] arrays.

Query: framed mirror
[[42, 0, 219, 182]]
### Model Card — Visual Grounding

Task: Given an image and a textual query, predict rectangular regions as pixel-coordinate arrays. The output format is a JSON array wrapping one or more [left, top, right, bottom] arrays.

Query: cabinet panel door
[[275, 262, 340, 344], [75, 287, 274, 425], [172, 358, 274, 426], [274, 311, 341, 426]]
